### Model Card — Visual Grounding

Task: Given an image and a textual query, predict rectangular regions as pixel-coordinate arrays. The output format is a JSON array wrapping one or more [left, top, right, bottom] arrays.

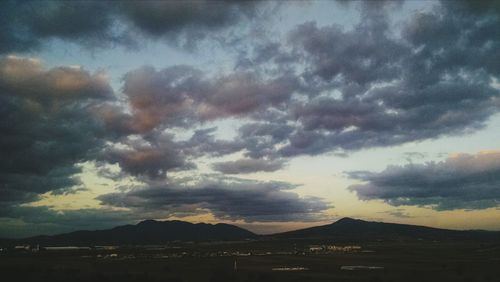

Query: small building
[[14, 245, 30, 251], [43, 246, 91, 251]]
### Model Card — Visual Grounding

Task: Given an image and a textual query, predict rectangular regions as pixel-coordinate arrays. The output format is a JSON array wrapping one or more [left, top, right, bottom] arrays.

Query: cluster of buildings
[[340, 265, 384, 271], [13, 244, 40, 252], [308, 245, 362, 253], [4, 243, 365, 259], [9, 245, 112, 252]]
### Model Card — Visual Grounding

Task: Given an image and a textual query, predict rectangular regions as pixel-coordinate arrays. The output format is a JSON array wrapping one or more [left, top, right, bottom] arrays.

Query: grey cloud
[[118, 0, 263, 49], [200, 72, 298, 119], [279, 79, 498, 156], [0, 2, 38, 54], [292, 97, 387, 132], [26, 1, 131, 49], [0, 56, 113, 102], [122, 65, 205, 132], [236, 121, 295, 159], [93, 104, 140, 137], [348, 151, 500, 210], [0, 1, 127, 53], [212, 158, 286, 174], [0, 56, 112, 205], [272, 0, 500, 156], [0, 165, 82, 205], [289, 15, 406, 87], [181, 128, 246, 157], [98, 176, 330, 222], [403, 0, 500, 78], [101, 133, 193, 179], [239, 121, 294, 142], [234, 40, 299, 73], [96, 66, 296, 177], [103, 0, 500, 162], [120, 1, 259, 33], [119, 65, 298, 133], [0, 0, 266, 54]]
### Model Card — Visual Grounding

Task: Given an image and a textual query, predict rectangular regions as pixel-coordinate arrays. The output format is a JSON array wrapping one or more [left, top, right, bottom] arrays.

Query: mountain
[[9, 220, 257, 246], [4, 218, 500, 246], [273, 217, 500, 241]]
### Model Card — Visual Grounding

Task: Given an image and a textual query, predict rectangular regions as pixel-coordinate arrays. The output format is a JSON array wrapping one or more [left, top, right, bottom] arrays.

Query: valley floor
[[1, 241, 499, 282]]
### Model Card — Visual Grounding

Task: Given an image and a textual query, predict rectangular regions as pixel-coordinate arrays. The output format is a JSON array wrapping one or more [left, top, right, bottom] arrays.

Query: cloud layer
[[212, 158, 286, 174], [348, 151, 500, 210], [98, 176, 329, 222]]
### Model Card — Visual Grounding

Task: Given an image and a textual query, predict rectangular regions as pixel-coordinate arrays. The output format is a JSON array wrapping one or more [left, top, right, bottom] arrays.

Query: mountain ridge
[[272, 217, 500, 241], [3, 219, 257, 246], [2, 217, 500, 245]]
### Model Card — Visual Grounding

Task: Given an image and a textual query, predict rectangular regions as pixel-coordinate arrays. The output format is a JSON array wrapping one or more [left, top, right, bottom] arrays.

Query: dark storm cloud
[[118, 0, 264, 49], [348, 151, 500, 210], [0, 0, 266, 54], [0, 206, 132, 228], [119, 1, 259, 34], [0, 165, 82, 205], [0, 56, 112, 205], [98, 176, 330, 222], [212, 158, 286, 174], [0, 206, 136, 238], [0, 2, 38, 54], [0, 1, 125, 53], [26, 1, 128, 48]]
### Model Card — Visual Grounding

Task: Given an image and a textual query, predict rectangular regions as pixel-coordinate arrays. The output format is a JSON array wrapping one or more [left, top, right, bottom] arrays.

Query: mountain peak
[[334, 217, 362, 224], [137, 219, 192, 226], [137, 219, 158, 225]]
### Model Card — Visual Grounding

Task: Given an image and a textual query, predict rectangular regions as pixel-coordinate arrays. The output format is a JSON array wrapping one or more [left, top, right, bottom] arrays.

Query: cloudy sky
[[1, 0, 500, 238]]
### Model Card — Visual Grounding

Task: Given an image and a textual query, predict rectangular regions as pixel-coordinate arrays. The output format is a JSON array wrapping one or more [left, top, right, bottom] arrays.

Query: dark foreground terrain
[[2, 240, 499, 282]]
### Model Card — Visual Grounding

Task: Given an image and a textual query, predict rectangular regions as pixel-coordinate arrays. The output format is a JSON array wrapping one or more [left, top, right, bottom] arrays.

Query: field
[[1, 240, 499, 282]]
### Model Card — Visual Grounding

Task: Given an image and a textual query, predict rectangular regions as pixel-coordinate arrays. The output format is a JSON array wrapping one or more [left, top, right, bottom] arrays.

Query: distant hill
[[272, 217, 500, 241], [6, 220, 257, 246]]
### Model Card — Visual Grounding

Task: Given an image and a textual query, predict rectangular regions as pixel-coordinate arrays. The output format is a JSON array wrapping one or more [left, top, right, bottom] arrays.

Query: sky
[[1, 0, 500, 238]]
